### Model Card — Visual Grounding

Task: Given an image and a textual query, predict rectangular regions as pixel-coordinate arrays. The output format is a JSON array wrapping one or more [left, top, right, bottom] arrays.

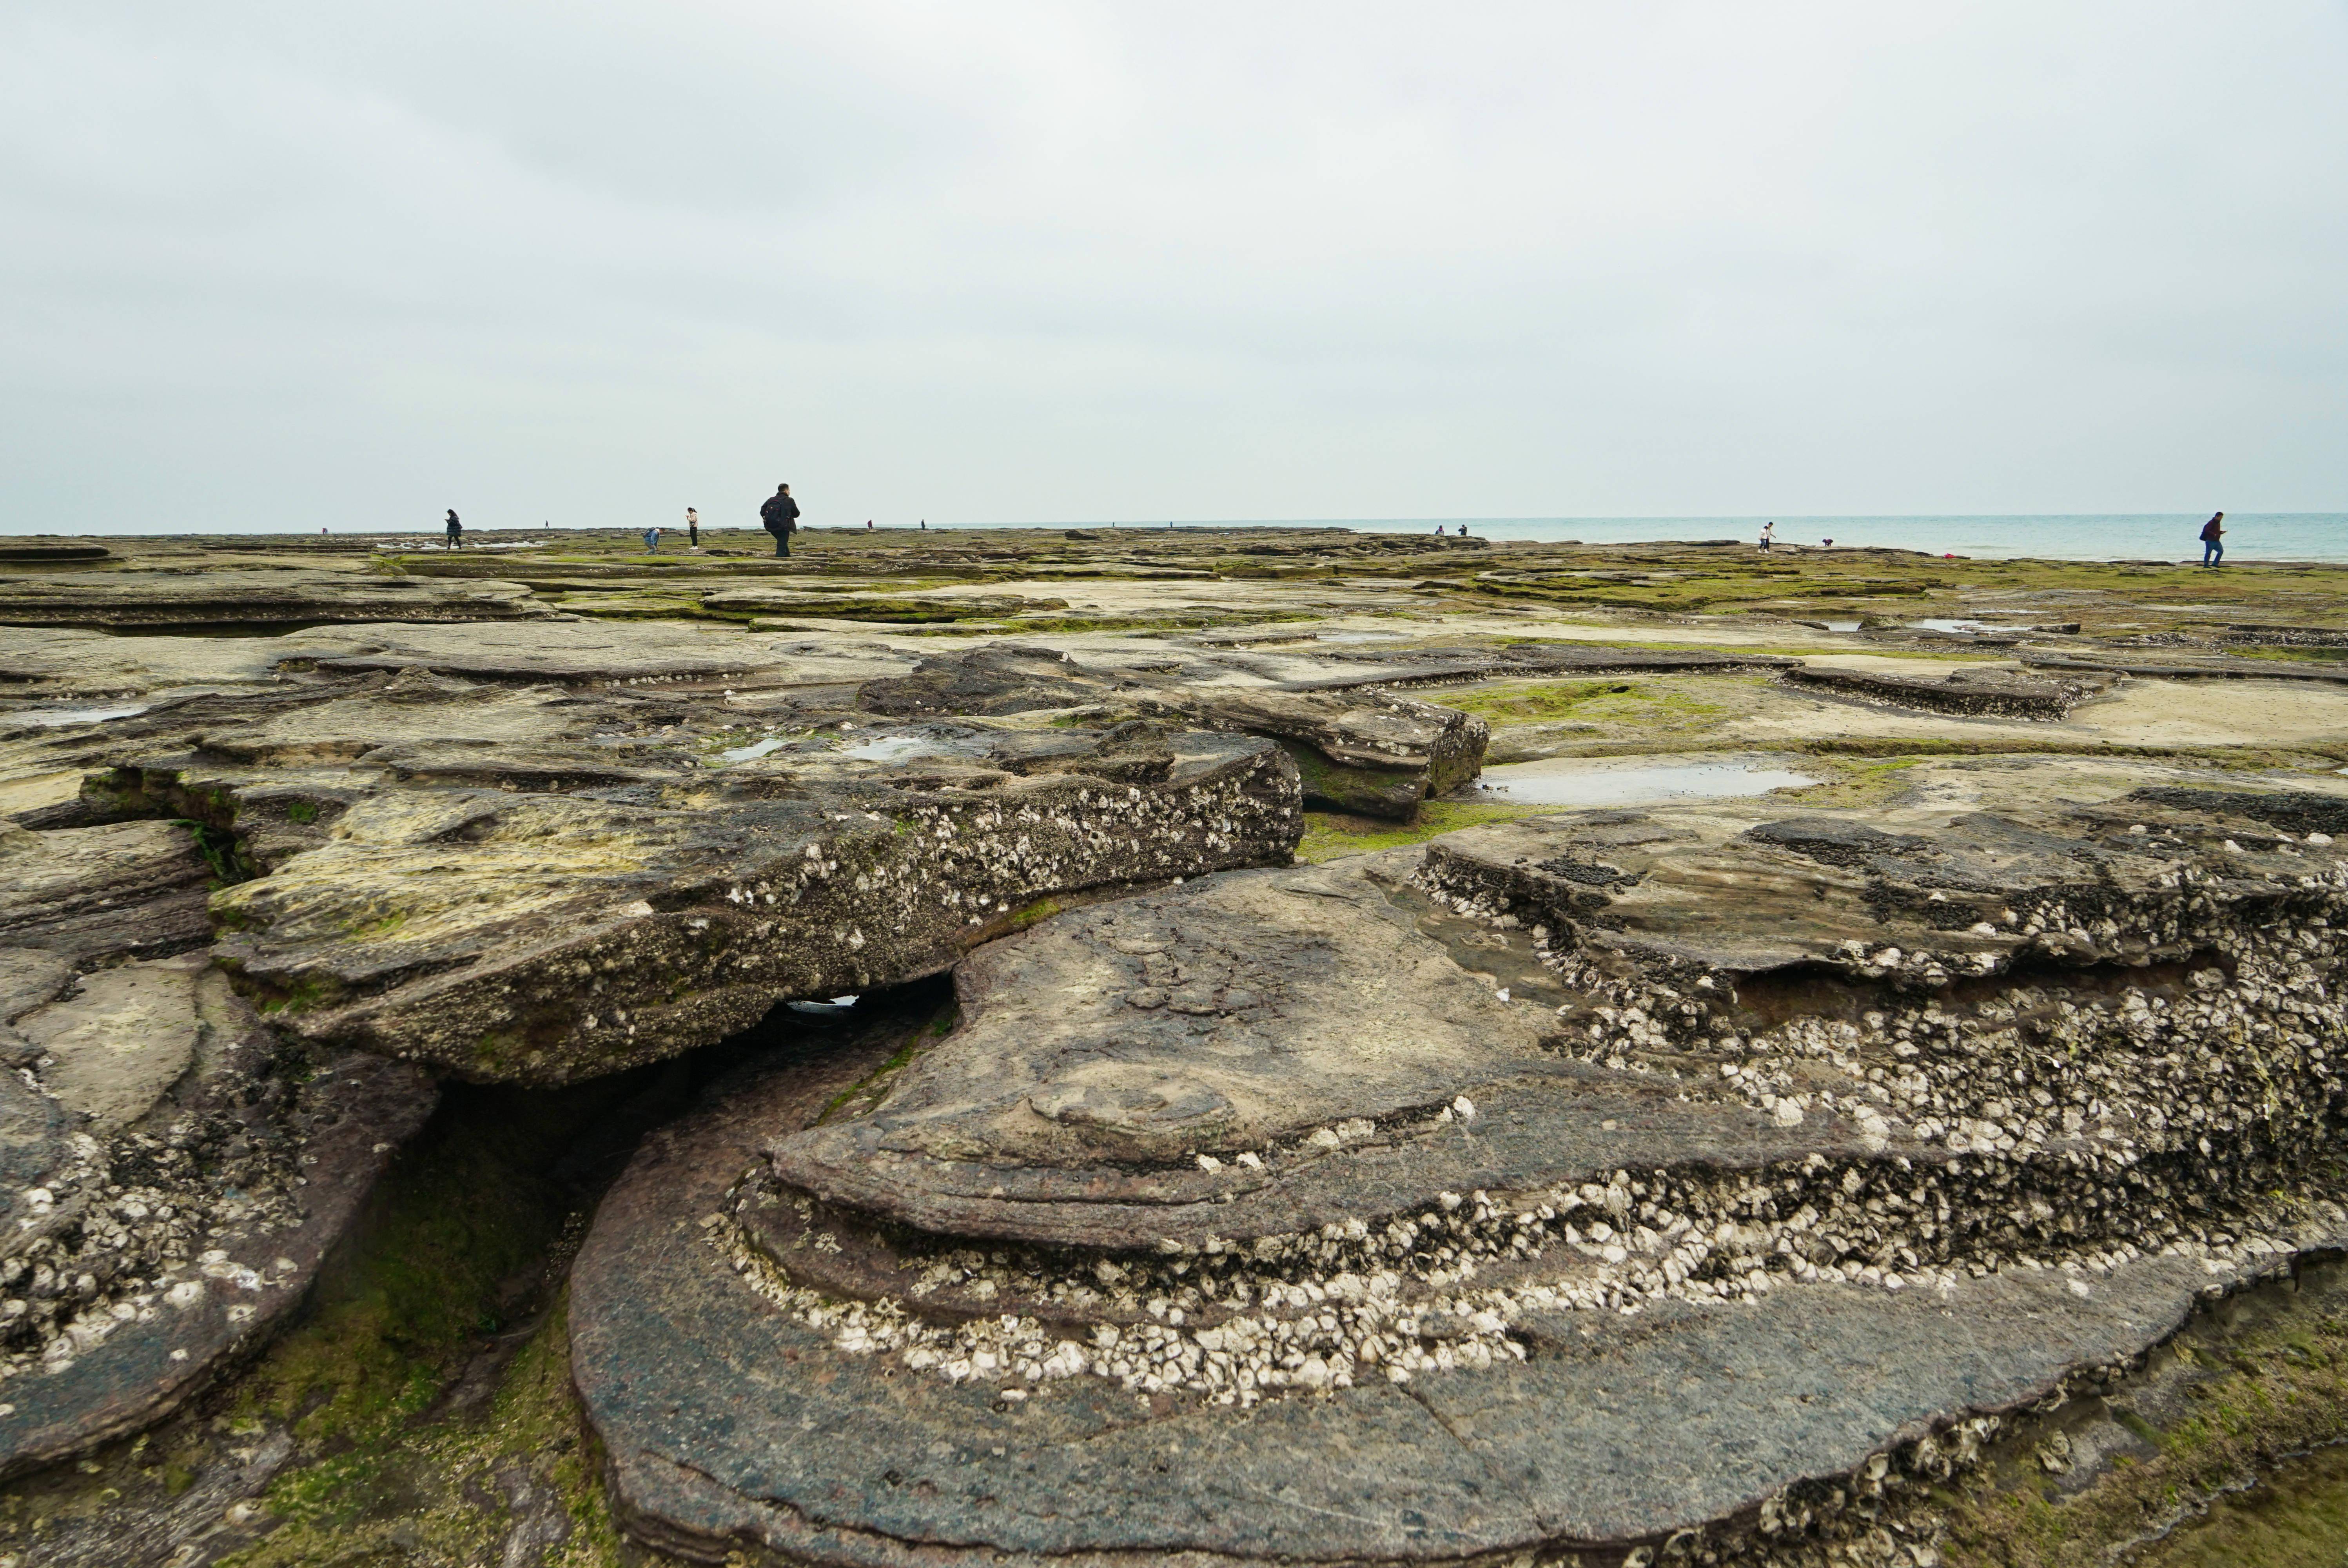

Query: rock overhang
[[566, 779, 2348, 1563]]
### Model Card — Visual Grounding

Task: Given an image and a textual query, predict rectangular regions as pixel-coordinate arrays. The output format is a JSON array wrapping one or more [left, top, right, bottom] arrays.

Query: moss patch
[[1296, 798, 1553, 862]]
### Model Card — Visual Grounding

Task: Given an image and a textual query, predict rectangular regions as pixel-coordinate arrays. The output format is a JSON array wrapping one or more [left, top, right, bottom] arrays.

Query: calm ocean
[[1027, 514, 2346, 563]]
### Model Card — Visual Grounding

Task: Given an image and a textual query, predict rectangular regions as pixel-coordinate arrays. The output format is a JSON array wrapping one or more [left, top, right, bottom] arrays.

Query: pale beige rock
[[16, 955, 205, 1132]]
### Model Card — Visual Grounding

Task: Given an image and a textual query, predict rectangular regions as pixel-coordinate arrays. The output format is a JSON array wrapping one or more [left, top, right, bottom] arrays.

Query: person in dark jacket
[[2199, 511, 2225, 567], [445, 509, 462, 548], [759, 484, 800, 558]]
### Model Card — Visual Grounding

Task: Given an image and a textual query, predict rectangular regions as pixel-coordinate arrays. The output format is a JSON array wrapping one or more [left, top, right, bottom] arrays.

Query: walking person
[[760, 483, 801, 558], [2199, 511, 2225, 568], [685, 507, 700, 549], [1759, 521, 1775, 552], [445, 509, 462, 548]]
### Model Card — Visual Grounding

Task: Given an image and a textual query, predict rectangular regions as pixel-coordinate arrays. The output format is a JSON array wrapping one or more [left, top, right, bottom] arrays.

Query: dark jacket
[[760, 494, 801, 534], [2199, 515, 2223, 541]]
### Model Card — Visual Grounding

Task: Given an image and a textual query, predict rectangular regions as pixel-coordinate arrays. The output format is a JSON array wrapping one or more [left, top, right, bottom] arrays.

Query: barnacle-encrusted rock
[[1784, 663, 2095, 719], [0, 820, 433, 1480], [572, 780, 2348, 1565], [74, 673, 1303, 1084]]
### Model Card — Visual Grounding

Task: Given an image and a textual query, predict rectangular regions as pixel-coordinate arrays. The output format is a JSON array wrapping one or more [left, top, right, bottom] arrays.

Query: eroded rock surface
[[1785, 663, 2097, 719], [68, 669, 1302, 1084], [859, 644, 1489, 817], [0, 571, 550, 631], [574, 780, 2348, 1564], [0, 820, 434, 1481], [1174, 690, 1487, 817]]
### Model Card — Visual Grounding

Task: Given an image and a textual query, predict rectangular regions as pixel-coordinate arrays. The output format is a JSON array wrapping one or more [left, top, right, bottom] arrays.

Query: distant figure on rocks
[[685, 507, 700, 548], [1433, 524, 1444, 535], [644, 525, 662, 553], [2200, 511, 2225, 567], [445, 510, 462, 548], [1759, 521, 1775, 551], [866, 519, 874, 530], [760, 483, 800, 558]]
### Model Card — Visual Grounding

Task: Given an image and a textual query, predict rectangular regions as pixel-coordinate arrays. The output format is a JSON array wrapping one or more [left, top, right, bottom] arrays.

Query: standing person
[[445, 509, 462, 548], [1759, 521, 1775, 552], [685, 507, 700, 549], [2199, 511, 2225, 567], [760, 483, 800, 558]]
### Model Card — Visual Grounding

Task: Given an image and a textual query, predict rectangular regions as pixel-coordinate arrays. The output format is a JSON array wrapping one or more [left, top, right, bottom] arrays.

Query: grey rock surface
[[1784, 664, 2097, 719], [574, 779, 2348, 1564], [64, 668, 1302, 1084], [0, 817, 434, 1480], [859, 645, 1490, 817]]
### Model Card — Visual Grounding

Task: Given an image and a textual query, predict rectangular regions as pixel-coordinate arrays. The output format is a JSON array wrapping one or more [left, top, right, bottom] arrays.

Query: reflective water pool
[[1463, 758, 1819, 808]]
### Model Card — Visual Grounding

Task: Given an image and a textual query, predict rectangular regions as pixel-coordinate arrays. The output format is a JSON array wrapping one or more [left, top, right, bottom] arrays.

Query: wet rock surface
[[573, 780, 2348, 1564]]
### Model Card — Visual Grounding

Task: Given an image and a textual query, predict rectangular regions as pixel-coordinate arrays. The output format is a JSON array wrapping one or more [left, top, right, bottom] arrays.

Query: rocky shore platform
[[0, 524, 2344, 1568]]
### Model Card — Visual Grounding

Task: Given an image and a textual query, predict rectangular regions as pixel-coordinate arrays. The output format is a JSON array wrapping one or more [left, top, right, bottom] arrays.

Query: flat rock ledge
[[1783, 664, 2096, 720], [76, 671, 1305, 1083], [572, 781, 2348, 1565], [0, 818, 434, 1479], [856, 644, 1490, 818]]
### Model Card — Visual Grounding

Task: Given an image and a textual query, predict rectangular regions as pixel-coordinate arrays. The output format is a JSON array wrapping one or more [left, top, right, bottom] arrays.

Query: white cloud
[[1, 0, 2342, 533]]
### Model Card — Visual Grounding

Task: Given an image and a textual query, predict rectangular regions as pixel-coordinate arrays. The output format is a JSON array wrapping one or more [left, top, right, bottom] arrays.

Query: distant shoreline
[[7, 513, 2343, 563]]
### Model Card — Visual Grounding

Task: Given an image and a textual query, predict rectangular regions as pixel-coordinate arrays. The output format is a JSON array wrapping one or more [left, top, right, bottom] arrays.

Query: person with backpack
[[2199, 511, 2225, 567], [760, 483, 801, 558]]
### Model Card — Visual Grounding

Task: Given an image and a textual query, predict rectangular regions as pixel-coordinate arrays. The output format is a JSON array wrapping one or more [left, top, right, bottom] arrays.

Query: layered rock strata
[[0, 572, 550, 631], [858, 644, 1489, 817], [573, 784, 2348, 1565], [75, 672, 1304, 1083], [0, 817, 434, 1479], [1172, 691, 1487, 818], [1784, 664, 2095, 719]]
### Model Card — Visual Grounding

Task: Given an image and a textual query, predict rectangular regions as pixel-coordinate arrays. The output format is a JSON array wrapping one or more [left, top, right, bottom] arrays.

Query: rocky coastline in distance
[[2, 523, 2348, 1568]]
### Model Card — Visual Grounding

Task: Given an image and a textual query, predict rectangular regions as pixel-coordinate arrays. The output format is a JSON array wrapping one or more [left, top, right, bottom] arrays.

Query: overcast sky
[[4, 2, 2343, 534]]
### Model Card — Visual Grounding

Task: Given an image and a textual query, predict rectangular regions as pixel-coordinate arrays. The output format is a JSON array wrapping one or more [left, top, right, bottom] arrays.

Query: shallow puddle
[[718, 736, 792, 763], [1461, 758, 1818, 807], [837, 734, 969, 763]]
